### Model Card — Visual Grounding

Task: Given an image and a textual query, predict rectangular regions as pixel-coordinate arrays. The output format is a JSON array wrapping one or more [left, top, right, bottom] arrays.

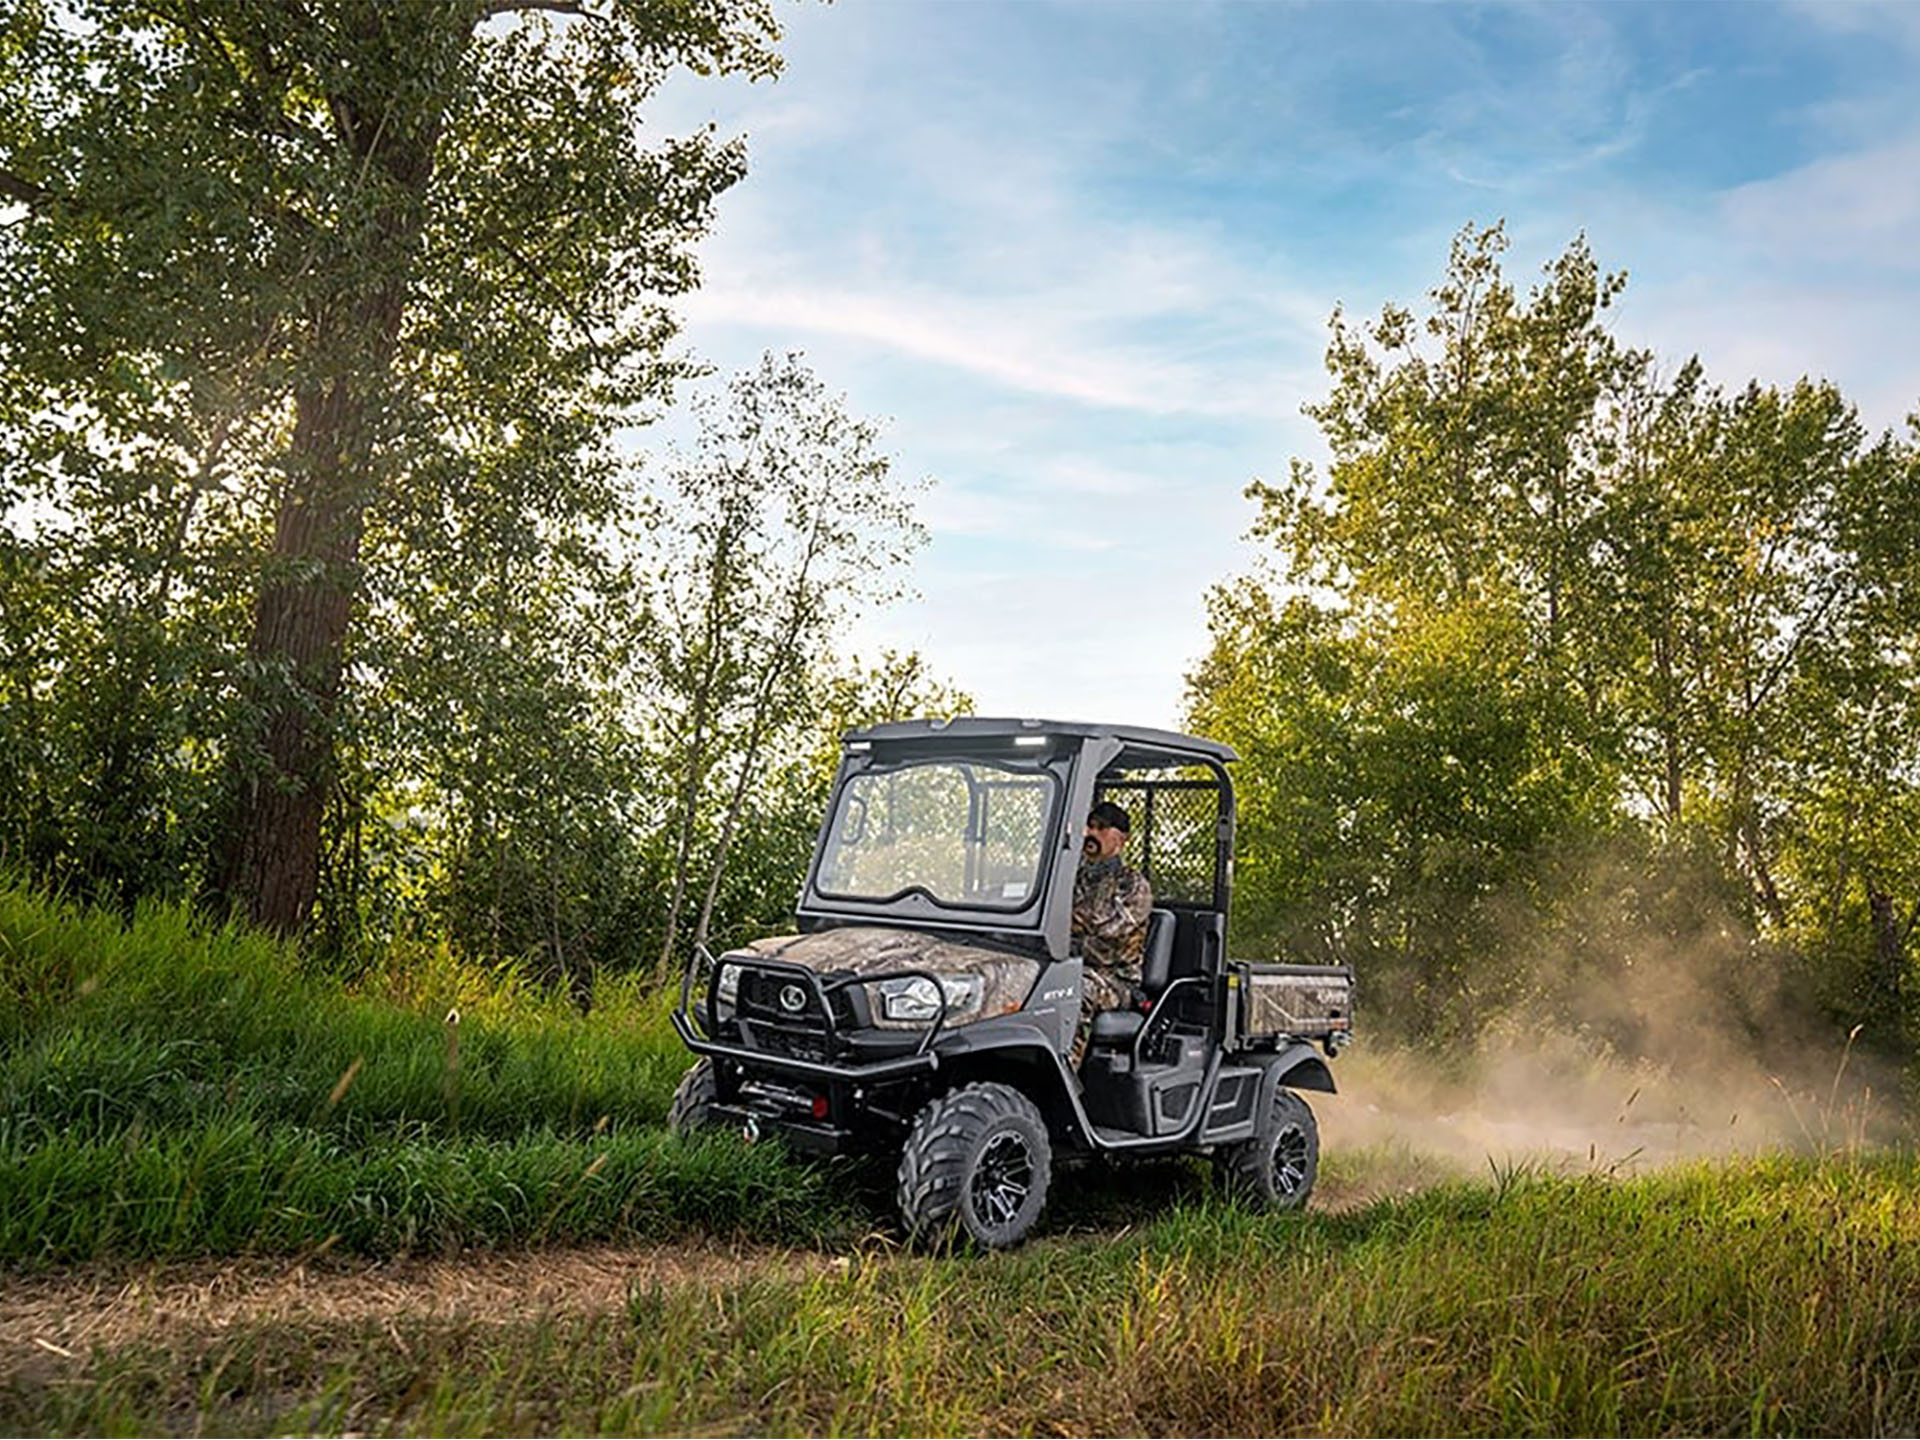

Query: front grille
[[739, 971, 864, 1027], [741, 972, 807, 1013], [736, 970, 835, 1062], [740, 1019, 829, 1063]]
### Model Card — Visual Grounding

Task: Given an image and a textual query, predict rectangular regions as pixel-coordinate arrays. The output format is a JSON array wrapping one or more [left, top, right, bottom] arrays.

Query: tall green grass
[[12, 1157, 1920, 1435], [2, 885, 689, 1143], [1, 882, 856, 1263], [11, 882, 1920, 1433], [0, 1125, 857, 1263]]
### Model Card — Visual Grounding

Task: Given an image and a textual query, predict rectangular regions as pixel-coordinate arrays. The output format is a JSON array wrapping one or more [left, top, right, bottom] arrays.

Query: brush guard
[[673, 942, 950, 1084]]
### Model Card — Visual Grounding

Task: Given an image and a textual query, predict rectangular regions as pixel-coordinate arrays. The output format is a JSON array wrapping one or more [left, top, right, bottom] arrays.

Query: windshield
[[816, 758, 1058, 910]]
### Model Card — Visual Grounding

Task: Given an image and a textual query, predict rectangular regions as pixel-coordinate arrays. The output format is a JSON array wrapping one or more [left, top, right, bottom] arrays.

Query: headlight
[[714, 963, 739, 1018], [876, 973, 983, 1023], [939, 973, 983, 1017], [878, 975, 940, 1021]]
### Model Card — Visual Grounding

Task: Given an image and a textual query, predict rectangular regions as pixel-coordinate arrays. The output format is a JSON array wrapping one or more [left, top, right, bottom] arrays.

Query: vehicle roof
[[845, 716, 1238, 764]]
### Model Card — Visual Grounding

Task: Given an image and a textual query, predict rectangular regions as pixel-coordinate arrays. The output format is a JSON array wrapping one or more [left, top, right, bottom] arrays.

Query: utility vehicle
[[670, 718, 1353, 1249]]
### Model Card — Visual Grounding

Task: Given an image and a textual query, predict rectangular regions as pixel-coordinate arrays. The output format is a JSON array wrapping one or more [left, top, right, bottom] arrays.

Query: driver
[[1070, 800, 1152, 1064]]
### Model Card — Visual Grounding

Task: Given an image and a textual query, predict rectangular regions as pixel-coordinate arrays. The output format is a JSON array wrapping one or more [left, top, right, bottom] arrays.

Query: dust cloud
[[1315, 886, 1906, 1183]]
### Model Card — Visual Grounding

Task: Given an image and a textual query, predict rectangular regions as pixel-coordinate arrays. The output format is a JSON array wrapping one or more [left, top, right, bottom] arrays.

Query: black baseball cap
[[1087, 801, 1131, 834]]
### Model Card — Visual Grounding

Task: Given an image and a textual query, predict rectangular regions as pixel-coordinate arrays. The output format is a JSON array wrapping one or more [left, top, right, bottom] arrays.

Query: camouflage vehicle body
[[725, 927, 1041, 1030], [672, 718, 1354, 1248]]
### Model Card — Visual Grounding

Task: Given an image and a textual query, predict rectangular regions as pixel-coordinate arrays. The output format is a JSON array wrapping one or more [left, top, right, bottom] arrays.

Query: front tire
[[1218, 1087, 1318, 1210], [667, 1059, 718, 1135], [897, 1082, 1052, 1250]]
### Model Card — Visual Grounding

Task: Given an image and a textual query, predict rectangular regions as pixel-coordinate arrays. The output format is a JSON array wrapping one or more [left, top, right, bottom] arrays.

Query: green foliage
[[2, 3, 961, 984], [1195, 223, 1920, 1050], [1, 1123, 852, 1265], [0, 880, 857, 1264], [0, 0, 787, 941], [0, 858, 682, 1144], [634, 351, 935, 970]]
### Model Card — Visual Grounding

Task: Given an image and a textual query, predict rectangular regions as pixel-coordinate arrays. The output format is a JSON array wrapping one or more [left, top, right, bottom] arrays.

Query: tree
[[0, 0, 778, 933], [674, 647, 975, 961], [1200, 222, 1920, 1051], [1189, 580, 1613, 1040], [1771, 414, 1920, 1041], [636, 352, 930, 969]]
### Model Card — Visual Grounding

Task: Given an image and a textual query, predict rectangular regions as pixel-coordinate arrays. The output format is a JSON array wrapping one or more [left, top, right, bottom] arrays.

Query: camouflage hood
[[723, 926, 1040, 1026]]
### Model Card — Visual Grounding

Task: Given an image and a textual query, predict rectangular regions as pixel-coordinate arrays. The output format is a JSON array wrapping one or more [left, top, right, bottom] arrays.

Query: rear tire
[[1217, 1087, 1318, 1210], [667, 1059, 718, 1135], [897, 1082, 1051, 1250]]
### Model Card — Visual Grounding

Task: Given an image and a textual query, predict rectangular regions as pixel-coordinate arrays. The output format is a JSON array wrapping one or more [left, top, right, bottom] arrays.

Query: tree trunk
[[1867, 882, 1904, 1017], [656, 617, 725, 969], [1741, 814, 1787, 930], [215, 71, 442, 935], [1653, 623, 1683, 828], [218, 378, 373, 933], [657, 478, 754, 970], [690, 515, 826, 952]]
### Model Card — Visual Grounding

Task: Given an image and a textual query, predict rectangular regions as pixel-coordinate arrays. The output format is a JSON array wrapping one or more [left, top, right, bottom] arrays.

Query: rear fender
[[1258, 1042, 1336, 1110]]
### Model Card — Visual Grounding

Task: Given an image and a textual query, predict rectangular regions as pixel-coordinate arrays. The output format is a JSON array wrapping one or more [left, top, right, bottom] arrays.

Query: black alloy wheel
[[897, 1081, 1053, 1250], [968, 1130, 1036, 1230], [1217, 1085, 1319, 1211]]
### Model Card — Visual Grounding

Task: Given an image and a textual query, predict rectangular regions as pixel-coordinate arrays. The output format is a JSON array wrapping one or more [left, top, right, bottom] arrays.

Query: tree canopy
[[0, 0, 777, 934], [0, 2, 966, 985], [1193, 223, 1920, 1052]]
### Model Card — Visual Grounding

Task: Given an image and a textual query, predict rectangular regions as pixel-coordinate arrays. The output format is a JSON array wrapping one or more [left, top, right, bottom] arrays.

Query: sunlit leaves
[[1197, 224, 1920, 1047]]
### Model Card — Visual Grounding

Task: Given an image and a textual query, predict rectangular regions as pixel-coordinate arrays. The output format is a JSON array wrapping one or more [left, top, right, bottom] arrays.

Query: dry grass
[[12, 1157, 1920, 1435], [0, 1240, 846, 1373]]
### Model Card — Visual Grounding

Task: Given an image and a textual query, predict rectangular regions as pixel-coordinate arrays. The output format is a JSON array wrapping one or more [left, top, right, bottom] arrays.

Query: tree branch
[[0, 167, 49, 209], [482, 0, 605, 19], [494, 233, 608, 370]]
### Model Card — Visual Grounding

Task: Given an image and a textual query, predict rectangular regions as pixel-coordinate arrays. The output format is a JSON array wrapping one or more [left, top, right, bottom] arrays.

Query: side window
[[1096, 767, 1222, 907]]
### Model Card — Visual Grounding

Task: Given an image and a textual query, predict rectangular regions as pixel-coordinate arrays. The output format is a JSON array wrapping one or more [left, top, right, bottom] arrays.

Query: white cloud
[[857, 561, 1221, 728], [1718, 130, 1920, 273], [682, 281, 1273, 419], [1030, 458, 1154, 497], [680, 140, 1328, 423], [1785, 0, 1920, 52]]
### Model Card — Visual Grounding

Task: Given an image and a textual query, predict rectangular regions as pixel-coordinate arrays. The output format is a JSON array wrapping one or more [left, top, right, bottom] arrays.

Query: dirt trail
[[1, 1240, 844, 1374], [4, 1181, 1414, 1376]]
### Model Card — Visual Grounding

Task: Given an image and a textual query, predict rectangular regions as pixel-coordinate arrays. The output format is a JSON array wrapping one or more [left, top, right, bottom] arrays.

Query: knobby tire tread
[[897, 1082, 1049, 1249], [1219, 1086, 1318, 1210], [667, 1059, 717, 1134]]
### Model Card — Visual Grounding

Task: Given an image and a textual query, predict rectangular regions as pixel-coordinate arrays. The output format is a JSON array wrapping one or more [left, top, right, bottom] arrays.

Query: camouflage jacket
[[1071, 855, 1153, 982]]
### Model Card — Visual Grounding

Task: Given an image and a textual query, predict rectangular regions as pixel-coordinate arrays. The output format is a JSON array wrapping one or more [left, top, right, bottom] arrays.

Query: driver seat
[[1087, 908, 1175, 1049]]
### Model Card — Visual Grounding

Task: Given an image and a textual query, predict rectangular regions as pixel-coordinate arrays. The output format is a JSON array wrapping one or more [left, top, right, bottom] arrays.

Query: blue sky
[[648, 0, 1920, 728]]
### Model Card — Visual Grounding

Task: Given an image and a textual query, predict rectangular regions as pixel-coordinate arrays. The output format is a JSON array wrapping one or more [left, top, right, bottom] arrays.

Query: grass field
[[0, 883, 858, 1266], [7, 883, 1920, 1436], [11, 1159, 1920, 1435]]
